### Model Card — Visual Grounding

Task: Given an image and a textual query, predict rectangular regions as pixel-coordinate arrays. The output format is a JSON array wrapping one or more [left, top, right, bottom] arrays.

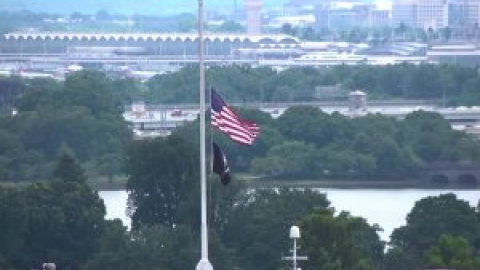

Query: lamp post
[[290, 226, 300, 270], [282, 225, 308, 270]]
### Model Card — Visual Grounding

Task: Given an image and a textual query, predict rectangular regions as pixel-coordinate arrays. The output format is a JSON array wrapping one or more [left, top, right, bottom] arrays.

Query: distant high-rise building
[[464, 0, 480, 25], [392, 0, 480, 29], [313, 2, 390, 29], [392, 0, 448, 29], [245, 0, 262, 34]]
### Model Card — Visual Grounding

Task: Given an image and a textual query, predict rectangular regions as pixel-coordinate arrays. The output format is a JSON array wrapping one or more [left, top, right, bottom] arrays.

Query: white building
[[392, 0, 448, 29], [392, 0, 480, 29]]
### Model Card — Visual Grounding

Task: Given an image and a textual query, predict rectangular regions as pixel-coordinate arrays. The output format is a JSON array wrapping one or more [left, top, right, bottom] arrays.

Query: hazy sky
[[2, 0, 289, 15]]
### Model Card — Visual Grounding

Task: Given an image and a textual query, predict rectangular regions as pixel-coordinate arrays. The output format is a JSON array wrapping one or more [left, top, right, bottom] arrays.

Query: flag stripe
[[211, 88, 259, 145], [213, 115, 257, 144]]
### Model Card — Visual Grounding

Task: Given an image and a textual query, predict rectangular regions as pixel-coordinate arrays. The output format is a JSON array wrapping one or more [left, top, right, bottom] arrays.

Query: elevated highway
[[124, 100, 480, 139]]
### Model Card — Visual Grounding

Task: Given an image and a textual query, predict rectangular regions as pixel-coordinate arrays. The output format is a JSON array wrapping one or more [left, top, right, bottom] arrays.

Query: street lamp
[[282, 225, 307, 270], [290, 226, 300, 270]]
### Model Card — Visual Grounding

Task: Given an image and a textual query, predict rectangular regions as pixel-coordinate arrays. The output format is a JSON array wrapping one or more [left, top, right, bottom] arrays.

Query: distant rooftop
[[4, 32, 300, 43]]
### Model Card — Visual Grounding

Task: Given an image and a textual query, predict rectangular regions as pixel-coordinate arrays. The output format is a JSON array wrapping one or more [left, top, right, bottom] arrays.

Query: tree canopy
[[125, 135, 199, 229], [387, 193, 480, 269]]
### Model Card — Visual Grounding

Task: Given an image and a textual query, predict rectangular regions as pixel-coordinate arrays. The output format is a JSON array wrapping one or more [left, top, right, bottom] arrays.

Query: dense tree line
[[2, 65, 480, 181], [0, 152, 105, 270], [0, 133, 479, 270], [146, 64, 480, 105], [173, 107, 480, 180], [386, 193, 480, 270], [0, 71, 130, 181], [119, 136, 480, 270]]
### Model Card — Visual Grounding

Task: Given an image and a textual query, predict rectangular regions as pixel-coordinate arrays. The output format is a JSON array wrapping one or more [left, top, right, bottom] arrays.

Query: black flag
[[212, 142, 231, 185]]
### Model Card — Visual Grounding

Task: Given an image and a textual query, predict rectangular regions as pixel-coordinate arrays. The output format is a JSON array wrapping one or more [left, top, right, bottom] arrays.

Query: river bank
[[3, 177, 478, 191], [86, 177, 480, 191], [247, 177, 480, 189]]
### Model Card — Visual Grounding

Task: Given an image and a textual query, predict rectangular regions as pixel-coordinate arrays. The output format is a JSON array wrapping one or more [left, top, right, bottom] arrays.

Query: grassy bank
[[249, 178, 480, 189], [3, 176, 478, 191], [87, 176, 127, 191]]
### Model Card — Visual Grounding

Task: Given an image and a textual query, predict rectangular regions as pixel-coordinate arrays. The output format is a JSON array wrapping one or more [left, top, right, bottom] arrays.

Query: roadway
[[124, 101, 480, 138]]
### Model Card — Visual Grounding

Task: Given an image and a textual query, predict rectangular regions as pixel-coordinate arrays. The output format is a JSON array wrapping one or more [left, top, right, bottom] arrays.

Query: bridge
[[423, 162, 480, 187]]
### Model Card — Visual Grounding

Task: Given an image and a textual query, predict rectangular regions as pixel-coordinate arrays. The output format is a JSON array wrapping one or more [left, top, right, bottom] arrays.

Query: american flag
[[211, 88, 259, 145]]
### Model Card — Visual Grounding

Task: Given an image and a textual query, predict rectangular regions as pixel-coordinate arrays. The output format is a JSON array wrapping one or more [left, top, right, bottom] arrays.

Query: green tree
[[86, 223, 199, 270], [125, 135, 199, 229], [275, 106, 341, 147], [390, 193, 480, 266], [250, 140, 320, 178], [403, 110, 480, 163], [63, 70, 116, 116], [216, 20, 245, 33], [301, 209, 384, 270], [220, 188, 330, 270], [382, 247, 415, 270], [8, 70, 131, 181], [0, 186, 28, 268], [0, 180, 106, 270], [457, 78, 480, 106], [16, 77, 62, 111], [83, 220, 132, 270], [0, 76, 24, 110], [52, 146, 86, 182], [176, 13, 196, 32], [423, 234, 480, 270]]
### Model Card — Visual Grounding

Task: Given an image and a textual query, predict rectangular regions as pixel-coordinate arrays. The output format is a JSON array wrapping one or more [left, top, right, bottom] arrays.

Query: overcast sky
[[1, 0, 289, 15]]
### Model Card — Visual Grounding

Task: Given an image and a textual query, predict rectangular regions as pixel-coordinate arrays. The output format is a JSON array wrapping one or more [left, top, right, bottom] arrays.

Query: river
[[99, 189, 479, 242]]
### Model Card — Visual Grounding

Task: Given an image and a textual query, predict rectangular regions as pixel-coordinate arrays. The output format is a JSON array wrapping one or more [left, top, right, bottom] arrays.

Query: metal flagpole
[[196, 0, 213, 270]]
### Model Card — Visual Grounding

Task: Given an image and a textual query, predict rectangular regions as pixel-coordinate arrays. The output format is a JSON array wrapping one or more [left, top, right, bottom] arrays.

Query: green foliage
[[219, 188, 330, 270], [5, 65, 480, 181], [125, 135, 199, 229], [174, 99, 480, 180], [146, 66, 200, 103], [0, 186, 28, 268], [389, 193, 480, 267], [52, 146, 86, 182], [63, 70, 116, 115], [0, 76, 24, 110], [143, 64, 480, 106], [213, 20, 245, 33], [0, 181, 106, 270], [83, 220, 132, 270], [274, 106, 335, 147], [382, 247, 415, 270], [301, 209, 384, 270], [403, 110, 471, 162], [0, 71, 131, 181], [423, 235, 480, 270], [250, 140, 321, 178]]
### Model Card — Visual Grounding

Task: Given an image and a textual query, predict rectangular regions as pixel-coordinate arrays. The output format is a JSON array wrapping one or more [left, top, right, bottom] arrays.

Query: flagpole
[[196, 0, 213, 270]]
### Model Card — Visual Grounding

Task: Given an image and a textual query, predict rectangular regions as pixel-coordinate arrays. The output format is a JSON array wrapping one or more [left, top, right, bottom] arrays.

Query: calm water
[[99, 189, 479, 242]]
